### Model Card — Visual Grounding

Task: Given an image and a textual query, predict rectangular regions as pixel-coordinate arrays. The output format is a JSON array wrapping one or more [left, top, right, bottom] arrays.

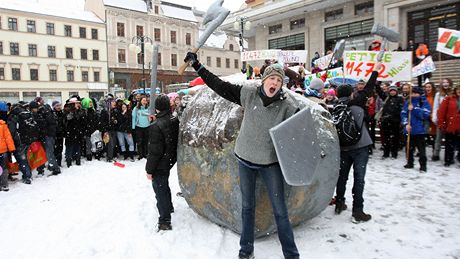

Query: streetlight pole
[[129, 36, 153, 94]]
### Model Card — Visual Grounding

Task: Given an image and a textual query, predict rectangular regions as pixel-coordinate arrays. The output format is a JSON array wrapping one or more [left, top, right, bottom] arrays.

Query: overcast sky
[[28, 0, 245, 12]]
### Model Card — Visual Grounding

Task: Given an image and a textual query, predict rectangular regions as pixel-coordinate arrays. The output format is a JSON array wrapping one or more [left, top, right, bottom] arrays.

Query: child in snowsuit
[[0, 119, 15, 191]]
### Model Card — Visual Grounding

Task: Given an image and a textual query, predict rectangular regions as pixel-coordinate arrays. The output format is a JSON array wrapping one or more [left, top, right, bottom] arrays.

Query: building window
[[64, 25, 72, 37], [67, 70, 74, 81], [12, 68, 20, 80], [66, 47, 73, 59], [226, 58, 230, 68], [154, 5, 159, 14], [49, 69, 57, 81], [325, 9, 343, 22], [46, 23, 55, 35], [117, 23, 125, 37], [170, 31, 176, 44], [186, 33, 191, 45], [229, 44, 234, 51], [118, 49, 126, 63], [91, 29, 98, 40], [8, 18, 17, 31], [0, 17, 2, 30], [0, 68, 4, 80], [10, 42, 19, 55], [136, 25, 143, 36], [79, 27, 86, 38], [207, 56, 211, 67], [28, 44, 37, 56], [30, 69, 39, 81], [269, 24, 282, 34], [92, 50, 99, 60], [171, 54, 177, 66], [234, 59, 239, 69], [157, 52, 161, 65], [154, 28, 161, 41], [81, 49, 87, 60], [268, 33, 305, 50], [0, 42, 3, 54], [216, 57, 221, 68], [355, 1, 374, 16], [290, 18, 305, 30], [48, 46, 56, 58], [94, 71, 100, 82], [82, 71, 88, 82], [27, 20, 36, 32], [324, 19, 373, 52]]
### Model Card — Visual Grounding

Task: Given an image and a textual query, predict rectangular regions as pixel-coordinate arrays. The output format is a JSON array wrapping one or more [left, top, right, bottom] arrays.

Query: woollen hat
[[29, 101, 39, 109], [310, 78, 325, 91], [389, 86, 398, 92], [412, 86, 423, 94], [261, 63, 285, 83], [326, 88, 336, 96], [336, 84, 353, 98], [34, 96, 44, 104], [52, 101, 61, 108], [155, 94, 170, 112]]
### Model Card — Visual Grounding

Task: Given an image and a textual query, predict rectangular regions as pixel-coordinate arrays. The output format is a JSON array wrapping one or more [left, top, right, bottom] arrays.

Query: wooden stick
[[178, 47, 199, 76], [406, 84, 413, 161]]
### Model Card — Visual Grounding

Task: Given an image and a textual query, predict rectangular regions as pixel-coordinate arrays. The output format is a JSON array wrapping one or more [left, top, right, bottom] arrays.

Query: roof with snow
[[103, 0, 147, 13], [201, 30, 228, 48], [161, 2, 197, 22], [0, 0, 104, 23]]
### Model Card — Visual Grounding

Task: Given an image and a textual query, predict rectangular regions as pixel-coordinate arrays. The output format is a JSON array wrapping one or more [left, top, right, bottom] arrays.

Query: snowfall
[[0, 146, 459, 259]]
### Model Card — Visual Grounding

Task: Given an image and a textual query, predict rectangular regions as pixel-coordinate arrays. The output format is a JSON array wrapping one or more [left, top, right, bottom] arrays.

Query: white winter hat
[[310, 78, 325, 91]]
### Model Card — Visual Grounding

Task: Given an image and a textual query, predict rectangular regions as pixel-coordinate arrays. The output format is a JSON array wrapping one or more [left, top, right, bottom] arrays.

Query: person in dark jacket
[[64, 98, 84, 167], [334, 62, 380, 223], [116, 102, 135, 161], [184, 52, 300, 259], [53, 101, 65, 167], [99, 98, 119, 162], [146, 95, 179, 232], [401, 86, 431, 172], [81, 98, 99, 161], [376, 85, 404, 158]]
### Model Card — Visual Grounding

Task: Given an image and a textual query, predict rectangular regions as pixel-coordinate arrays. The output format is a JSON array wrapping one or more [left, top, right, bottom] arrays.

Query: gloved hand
[[184, 52, 201, 71]]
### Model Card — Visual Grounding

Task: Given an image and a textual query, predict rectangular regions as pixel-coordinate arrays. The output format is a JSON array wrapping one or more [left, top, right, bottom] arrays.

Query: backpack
[[331, 102, 362, 147], [16, 110, 39, 145]]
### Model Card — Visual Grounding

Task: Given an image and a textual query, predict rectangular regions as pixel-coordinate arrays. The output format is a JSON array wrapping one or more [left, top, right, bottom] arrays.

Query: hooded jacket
[[401, 96, 431, 135], [0, 120, 15, 154]]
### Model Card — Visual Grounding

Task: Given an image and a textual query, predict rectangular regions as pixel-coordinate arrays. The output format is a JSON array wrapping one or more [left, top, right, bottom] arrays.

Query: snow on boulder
[[177, 78, 339, 238]]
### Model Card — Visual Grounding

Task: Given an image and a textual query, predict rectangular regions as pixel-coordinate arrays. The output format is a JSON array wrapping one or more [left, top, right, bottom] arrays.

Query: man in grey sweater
[[334, 62, 381, 223], [184, 52, 299, 259]]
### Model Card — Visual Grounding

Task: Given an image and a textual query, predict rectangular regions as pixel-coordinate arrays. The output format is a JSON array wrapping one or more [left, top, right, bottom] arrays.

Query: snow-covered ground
[[1, 149, 459, 259]]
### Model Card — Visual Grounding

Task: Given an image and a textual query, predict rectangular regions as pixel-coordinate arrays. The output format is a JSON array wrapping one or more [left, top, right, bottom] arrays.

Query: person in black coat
[[64, 98, 84, 167], [145, 95, 179, 232], [53, 101, 65, 167], [115, 102, 135, 161]]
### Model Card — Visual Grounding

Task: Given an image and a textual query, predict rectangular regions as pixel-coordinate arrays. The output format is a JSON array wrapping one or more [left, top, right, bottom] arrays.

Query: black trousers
[[151, 171, 173, 224], [381, 120, 400, 158], [445, 133, 460, 164], [135, 126, 149, 158], [54, 137, 64, 166], [407, 134, 427, 168]]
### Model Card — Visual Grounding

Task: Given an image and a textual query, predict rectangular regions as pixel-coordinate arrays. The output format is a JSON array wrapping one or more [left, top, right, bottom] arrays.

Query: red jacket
[[437, 96, 460, 134], [0, 120, 15, 154]]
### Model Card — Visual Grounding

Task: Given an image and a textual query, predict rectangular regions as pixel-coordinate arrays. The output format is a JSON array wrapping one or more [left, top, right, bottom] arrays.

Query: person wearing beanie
[[333, 62, 381, 223], [437, 84, 460, 167], [325, 88, 338, 112], [375, 80, 404, 159], [401, 84, 431, 172], [145, 94, 179, 232], [304, 78, 325, 105], [184, 52, 300, 259], [432, 78, 453, 161], [34, 96, 45, 106]]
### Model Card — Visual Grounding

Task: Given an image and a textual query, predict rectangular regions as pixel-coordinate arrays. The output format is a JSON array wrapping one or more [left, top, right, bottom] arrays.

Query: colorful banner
[[437, 28, 460, 57], [304, 67, 344, 87], [313, 54, 332, 70], [241, 50, 280, 61], [343, 51, 412, 81], [279, 50, 308, 63], [412, 56, 436, 77]]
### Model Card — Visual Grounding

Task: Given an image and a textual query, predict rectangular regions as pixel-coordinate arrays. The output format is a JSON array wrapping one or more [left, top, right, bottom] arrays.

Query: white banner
[[412, 56, 436, 77], [241, 50, 280, 61], [313, 54, 332, 70], [343, 51, 412, 81], [279, 50, 308, 63], [436, 28, 460, 57], [304, 67, 344, 87]]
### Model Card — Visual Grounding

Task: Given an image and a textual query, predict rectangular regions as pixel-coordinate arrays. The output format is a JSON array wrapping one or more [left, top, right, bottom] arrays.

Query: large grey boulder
[[177, 77, 339, 238]]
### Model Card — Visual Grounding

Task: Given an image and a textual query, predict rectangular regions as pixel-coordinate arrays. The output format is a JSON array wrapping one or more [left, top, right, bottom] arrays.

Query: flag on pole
[[436, 28, 460, 57]]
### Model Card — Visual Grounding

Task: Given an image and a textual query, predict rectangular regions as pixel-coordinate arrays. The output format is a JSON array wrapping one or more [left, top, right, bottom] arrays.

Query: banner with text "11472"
[[343, 51, 412, 81]]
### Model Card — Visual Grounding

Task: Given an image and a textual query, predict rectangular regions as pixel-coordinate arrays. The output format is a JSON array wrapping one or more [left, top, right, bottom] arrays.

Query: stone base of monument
[[177, 80, 339, 238]]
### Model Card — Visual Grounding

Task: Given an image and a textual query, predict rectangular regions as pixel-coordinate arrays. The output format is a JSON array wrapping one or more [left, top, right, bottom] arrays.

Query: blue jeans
[[116, 132, 134, 152], [44, 136, 59, 170], [335, 146, 369, 212], [238, 161, 299, 259], [13, 144, 32, 180]]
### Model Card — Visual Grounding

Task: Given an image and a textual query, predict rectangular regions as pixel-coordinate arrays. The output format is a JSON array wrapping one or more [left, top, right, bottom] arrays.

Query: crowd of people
[[0, 91, 189, 192]]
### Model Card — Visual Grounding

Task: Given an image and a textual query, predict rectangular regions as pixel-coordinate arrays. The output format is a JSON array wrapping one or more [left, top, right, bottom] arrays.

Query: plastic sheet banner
[[313, 54, 332, 70], [412, 56, 436, 77], [437, 28, 460, 57], [304, 67, 343, 87], [279, 50, 308, 63], [343, 51, 412, 81]]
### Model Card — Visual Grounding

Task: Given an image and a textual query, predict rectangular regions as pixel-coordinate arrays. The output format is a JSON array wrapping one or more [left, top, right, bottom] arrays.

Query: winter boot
[[335, 198, 347, 215], [420, 164, 427, 172], [238, 251, 254, 259], [22, 178, 32, 184], [66, 160, 72, 168], [76, 159, 81, 166], [432, 155, 440, 161], [352, 210, 372, 223], [1, 186, 9, 192], [404, 163, 414, 169], [129, 151, 135, 162], [86, 155, 92, 161], [157, 222, 172, 232], [123, 152, 129, 160], [52, 168, 61, 175]]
